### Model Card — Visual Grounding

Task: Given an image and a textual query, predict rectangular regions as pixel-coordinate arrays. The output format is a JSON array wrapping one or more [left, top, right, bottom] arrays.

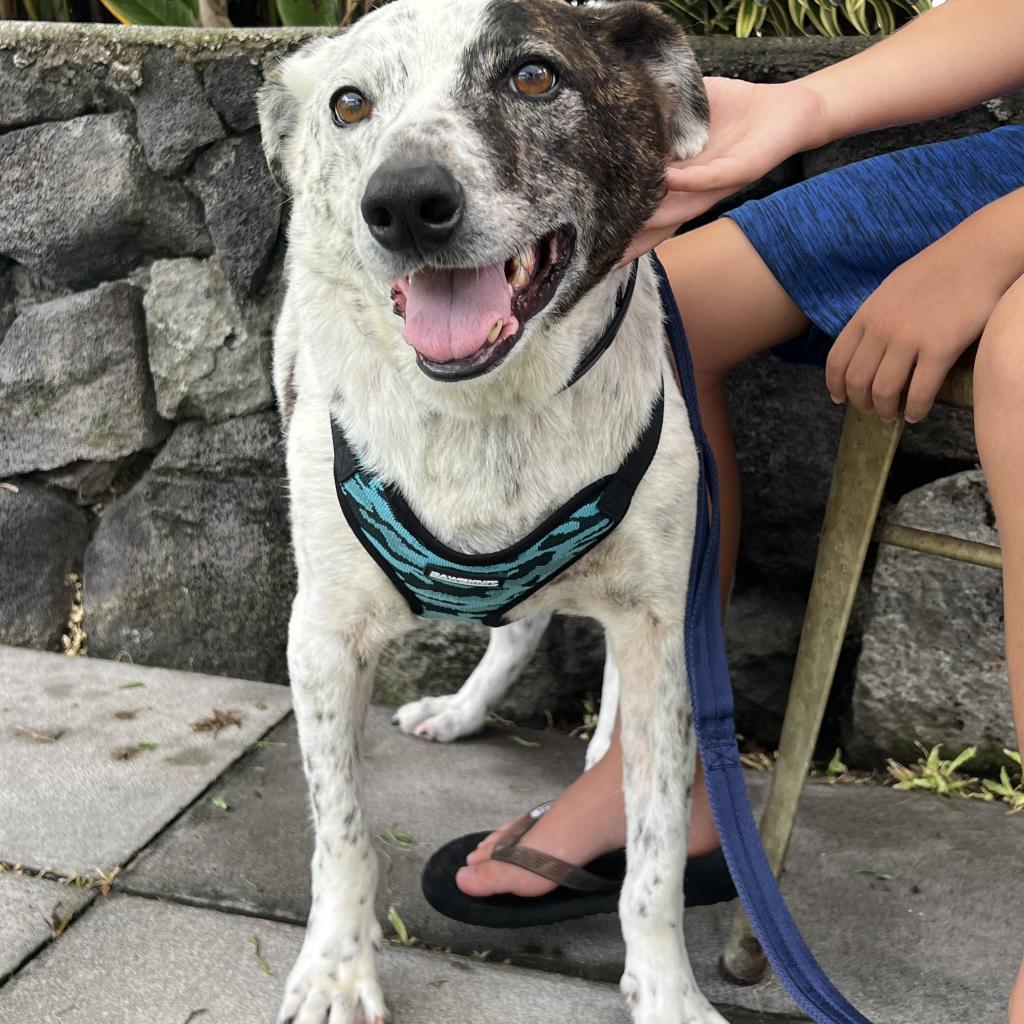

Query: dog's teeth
[[510, 265, 530, 291], [508, 282, 515, 297], [487, 320, 503, 344]]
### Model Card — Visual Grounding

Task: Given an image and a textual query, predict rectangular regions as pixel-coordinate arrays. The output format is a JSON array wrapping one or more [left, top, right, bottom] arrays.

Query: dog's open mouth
[[390, 225, 576, 381]]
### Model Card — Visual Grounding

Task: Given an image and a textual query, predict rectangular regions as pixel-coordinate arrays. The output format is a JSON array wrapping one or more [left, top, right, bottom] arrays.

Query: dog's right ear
[[258, 39, 330, 192], [592, 1, 709, 162]]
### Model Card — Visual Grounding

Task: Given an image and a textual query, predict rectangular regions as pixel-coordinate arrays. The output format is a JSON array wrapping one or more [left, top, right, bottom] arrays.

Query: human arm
[[622, 0, 1024, 260], [825, 187, 1024, 423]]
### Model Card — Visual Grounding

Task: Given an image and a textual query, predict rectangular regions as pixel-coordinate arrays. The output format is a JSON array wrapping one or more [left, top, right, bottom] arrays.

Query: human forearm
[[805, 0, 1024, 147], [936, 187, 1024, 298]]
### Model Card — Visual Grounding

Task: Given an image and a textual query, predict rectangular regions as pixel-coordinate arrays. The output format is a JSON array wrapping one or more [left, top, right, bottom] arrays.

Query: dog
[[257, 1, 725, 1021]]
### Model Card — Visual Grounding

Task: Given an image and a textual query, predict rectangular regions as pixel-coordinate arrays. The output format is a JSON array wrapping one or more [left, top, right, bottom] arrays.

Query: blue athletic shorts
[[724, 125, 1024, 366]]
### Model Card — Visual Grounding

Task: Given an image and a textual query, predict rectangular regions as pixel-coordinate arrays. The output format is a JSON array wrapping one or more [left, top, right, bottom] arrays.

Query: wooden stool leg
[[720, 407, 904, 984]]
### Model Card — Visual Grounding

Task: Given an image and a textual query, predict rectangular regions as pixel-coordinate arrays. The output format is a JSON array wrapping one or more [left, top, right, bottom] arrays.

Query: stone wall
[[0, 25, 1018, 764]]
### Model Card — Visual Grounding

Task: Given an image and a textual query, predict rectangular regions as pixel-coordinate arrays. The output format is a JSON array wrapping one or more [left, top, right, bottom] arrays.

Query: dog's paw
[[620, 961, 728, 1024], [277, 947, 387, 1024], [391, 694, 486, 743]]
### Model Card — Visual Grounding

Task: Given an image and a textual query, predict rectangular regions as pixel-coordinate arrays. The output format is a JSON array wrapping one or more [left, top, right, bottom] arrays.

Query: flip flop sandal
[[422, 800, 737, 929]]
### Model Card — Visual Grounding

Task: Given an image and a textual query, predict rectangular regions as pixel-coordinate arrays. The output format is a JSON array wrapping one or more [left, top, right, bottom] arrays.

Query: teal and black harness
[[331, 254, 875, 1024]]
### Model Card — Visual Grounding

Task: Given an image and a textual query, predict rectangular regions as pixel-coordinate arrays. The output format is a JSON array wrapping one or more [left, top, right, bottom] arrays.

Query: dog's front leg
[[278, 602, 390, 1024], [610, 613, 729, 1024]]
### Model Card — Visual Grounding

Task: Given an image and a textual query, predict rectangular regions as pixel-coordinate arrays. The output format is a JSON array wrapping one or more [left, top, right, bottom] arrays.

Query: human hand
[[825, 238, 1003, 423], [621, 76, 829, 264]]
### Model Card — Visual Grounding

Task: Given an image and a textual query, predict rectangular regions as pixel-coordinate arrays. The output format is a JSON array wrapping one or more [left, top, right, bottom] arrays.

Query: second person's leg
[[457, 218, 809, 898]]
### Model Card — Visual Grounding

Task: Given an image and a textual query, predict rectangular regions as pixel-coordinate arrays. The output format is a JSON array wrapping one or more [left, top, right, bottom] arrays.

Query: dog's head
[[259, 0, 707, 387]]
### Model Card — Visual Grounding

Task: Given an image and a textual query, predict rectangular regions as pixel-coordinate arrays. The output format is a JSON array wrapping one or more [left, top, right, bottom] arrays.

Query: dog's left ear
[[595, 1, 709, 161], [257, 37, 332, 191]]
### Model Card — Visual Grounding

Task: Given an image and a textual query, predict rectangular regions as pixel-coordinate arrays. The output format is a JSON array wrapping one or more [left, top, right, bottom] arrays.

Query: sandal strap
[[490, 844, 619, 892], [491, 801, 619, 893]]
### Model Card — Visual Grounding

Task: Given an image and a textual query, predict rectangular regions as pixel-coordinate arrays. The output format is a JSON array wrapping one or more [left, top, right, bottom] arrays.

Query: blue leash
[[652, 254, 872, 1024]]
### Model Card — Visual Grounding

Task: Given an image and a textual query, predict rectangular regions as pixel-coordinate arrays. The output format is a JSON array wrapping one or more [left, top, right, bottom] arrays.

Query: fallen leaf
[[508, 735, 541, 749], [193, 709, 243, 736], [250, 934, 273, 976], [14, 725, 63, 743]]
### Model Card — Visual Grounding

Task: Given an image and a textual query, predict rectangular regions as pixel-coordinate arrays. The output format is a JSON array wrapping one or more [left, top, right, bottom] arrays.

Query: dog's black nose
[[361, 161, 464, 254]]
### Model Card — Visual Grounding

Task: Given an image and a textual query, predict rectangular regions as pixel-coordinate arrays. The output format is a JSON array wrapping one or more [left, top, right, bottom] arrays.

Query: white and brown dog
[[258, 1, 724, 1020]]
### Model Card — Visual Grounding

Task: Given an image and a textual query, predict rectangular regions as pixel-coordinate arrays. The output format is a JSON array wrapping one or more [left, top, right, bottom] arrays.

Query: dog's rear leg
[[610, 612, 729, 1024], [278, 600, 389, 1024], [393, 611, 552, 741], [584, 637, 620, 770]]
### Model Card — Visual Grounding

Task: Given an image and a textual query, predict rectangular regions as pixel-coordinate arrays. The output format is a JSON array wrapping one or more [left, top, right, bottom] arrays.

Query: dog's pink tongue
[[403, 263, 510, 362]]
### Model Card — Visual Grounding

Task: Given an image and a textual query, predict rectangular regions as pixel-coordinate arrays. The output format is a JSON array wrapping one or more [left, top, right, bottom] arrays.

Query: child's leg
[[972, 272, 1024, 1024], [456, 219, 809, 899]]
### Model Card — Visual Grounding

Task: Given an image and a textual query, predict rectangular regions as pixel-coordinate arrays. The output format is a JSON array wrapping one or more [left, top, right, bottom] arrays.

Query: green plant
[[982, 749, 1024, 815], [6, 0, 934, 36], [887, 743, 983, 798], [660, 0, 932, 38]]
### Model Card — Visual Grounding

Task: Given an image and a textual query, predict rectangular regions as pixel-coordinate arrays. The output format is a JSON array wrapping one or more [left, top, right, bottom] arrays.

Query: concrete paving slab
[[122, 706, 1024, 1024], [0, 874, 94, 982], [0, 646, 292, 875], [0, 894, 634, 1024]]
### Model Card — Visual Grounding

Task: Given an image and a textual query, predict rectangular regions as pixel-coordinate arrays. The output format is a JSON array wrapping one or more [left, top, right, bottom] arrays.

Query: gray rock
[[37, 460, 125, 506], [0, 265, 14, 338], [84, 413, 295, 684], [0, 482, 88, 649], [202, 55, 262, 132], [986, 90, 1024, 125], [144, 258, 274, 421], [193, 134, 282, 297], [851, 470, 1012, 765], [901, 404, 977, 464], [727, 354, 845, 580], [803, 108, 998, 180], [725, 582, 806, 747], [0, 113, 210, 288], [0, 283, 170, 477], [0, 49, 94, 131], [132, 48, 224, 175]]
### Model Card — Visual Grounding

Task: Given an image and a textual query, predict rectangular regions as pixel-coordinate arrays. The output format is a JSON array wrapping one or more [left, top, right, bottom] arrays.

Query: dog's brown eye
[[332, 88, 372, 126], [510, 62, 557, 97]]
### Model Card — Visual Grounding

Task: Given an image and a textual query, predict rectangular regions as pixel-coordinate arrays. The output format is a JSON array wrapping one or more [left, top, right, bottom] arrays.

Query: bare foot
[[455, 722, 719, 898]]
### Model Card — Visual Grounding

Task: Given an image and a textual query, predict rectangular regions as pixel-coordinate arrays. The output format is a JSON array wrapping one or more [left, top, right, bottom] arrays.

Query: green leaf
[[250, 934, 273, 976], [376, 826, 415, 852], [946, 746, 977, 775], [825, 748, 847, 777], [99, 0, 198, 26], [211, 795, 229, 811], [276, 0, 340, 27], [387, 905, 410, 945], [137, 742, 158, 752], [119, 682, 145, 689]]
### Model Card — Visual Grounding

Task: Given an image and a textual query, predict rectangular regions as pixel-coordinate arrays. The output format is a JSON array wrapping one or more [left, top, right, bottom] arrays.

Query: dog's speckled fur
[[259, 2, 722, 1021]]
